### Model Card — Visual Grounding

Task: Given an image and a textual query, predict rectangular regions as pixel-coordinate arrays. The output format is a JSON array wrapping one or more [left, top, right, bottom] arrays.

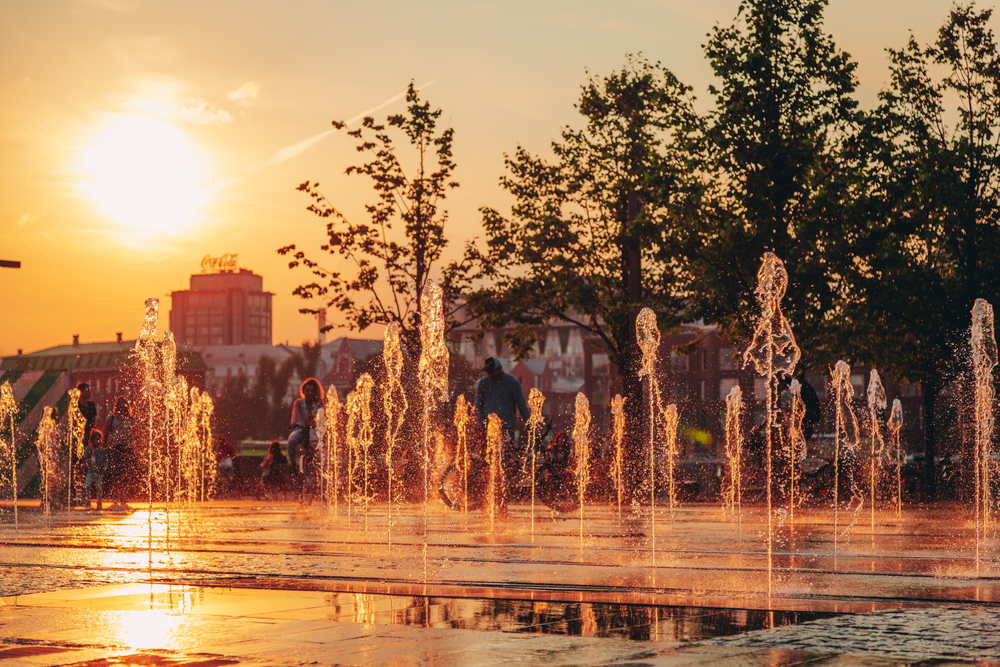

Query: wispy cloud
[[17, 212, 40, 229], [212, 79, 435, 191], [79, 0, 138, 12], [180, 100, 234, 126], [106, 35, 180, 65], [227, 81, 260, 109]]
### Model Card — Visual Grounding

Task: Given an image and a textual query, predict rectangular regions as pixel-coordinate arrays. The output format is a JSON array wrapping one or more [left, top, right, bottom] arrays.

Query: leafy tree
[[843, 3, 1000, 495], [466, 55, 703, 489], [279, 83, 479, 361], [292, 341, 323, 383], [212, 351, 302, 442], [674, 0, 864, 370]]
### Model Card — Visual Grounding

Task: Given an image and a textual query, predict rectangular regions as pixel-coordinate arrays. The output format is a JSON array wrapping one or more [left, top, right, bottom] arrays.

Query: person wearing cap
[[474, 357, 530, 441]]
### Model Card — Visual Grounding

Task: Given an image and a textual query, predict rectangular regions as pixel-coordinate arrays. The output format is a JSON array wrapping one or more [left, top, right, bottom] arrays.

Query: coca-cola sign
[[201, 253, 239, 273]]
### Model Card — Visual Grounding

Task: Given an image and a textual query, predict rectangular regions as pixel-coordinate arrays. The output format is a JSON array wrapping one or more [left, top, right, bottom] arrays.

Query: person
[[216, 436, 236, 491], [473, 357, 530, 511], [260, 440, 290, 498], [76, 382, 98, 447], [83, 429, 108, 510], [104, 396, 134, 511], [288, 378, 324, 496], [474, 357, 530, 441]]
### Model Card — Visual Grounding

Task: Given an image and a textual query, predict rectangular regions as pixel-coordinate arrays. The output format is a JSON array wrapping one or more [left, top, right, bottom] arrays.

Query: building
[[320, 338, 385, 399], [196, 344, 297, 396], [170, 267, 273, 346], [0, 335, 207, 424]]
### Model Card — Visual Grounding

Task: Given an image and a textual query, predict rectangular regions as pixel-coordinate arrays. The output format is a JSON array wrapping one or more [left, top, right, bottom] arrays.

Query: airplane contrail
[[211, 79, 436, 191]]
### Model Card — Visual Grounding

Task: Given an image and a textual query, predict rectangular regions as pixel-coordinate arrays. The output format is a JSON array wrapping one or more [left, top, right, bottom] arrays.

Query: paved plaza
[[2, 500, 1000, 665]]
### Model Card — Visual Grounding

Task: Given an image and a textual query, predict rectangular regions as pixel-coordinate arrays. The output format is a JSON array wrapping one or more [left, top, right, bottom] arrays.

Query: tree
[[842, 3, 1000, 495], [466, 55, 703, 490], [278, 83, 479, 361], [674, 0, 864, 371]]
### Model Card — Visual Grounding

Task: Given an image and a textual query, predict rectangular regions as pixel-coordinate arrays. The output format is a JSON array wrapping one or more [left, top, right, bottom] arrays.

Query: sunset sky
[[0, 0, 974, 356]]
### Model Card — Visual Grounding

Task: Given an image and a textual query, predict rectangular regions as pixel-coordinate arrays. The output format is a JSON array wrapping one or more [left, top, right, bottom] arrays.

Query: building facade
[[170, 269, 273, 346]]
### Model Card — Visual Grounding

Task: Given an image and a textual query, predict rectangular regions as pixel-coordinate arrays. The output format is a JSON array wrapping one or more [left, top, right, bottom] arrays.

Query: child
[[83, 430, 108, 510]]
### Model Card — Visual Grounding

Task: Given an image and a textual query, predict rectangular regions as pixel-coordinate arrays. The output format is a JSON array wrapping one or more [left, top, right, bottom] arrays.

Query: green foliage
[[278, 83, 480, 359], [468, 55, 700, 366], [675, 0, 864, 368], [845, 3, 1000, 395], [211, 349, 310, 442]]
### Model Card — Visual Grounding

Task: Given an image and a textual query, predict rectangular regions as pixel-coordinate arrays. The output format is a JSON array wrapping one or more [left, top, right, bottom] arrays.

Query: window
[[719, 378, 739, 400], [719, 347, 738, 370], [754, 377, 767, 400], [669, 351, 688, 372]]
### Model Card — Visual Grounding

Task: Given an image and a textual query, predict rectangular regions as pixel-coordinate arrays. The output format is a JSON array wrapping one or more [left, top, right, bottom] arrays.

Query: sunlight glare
[[80, 115, 206, 235]]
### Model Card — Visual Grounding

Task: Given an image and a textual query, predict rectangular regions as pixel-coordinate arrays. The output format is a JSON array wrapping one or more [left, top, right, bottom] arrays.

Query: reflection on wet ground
[[2, 501, 1000, 664], [2, 500, 998, 611]]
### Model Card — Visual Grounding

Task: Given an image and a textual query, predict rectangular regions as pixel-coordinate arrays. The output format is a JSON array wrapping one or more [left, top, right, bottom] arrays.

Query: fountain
[[742, 252, 800, 596], [0, 381, 17, 525], [866, 369, 887, 544], [8, 271, 1000, 656], [971, 298, 997, 571], [723, 385, 744, 527]]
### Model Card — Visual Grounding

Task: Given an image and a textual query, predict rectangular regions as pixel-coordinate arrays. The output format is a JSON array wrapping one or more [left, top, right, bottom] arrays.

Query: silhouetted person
[[261, 440, 290, 497], [288, 378, 324, 477], [83, 429, 108, 510], [104, 396, 134, 511], [76, 382, 98, 446]]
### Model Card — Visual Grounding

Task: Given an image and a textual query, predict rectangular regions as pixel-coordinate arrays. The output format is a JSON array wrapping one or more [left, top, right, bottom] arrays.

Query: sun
[[80, 115, 206, 235]]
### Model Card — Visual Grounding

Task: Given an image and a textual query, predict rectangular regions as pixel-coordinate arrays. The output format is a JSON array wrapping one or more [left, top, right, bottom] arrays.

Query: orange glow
[[80, 116, 206, 237]]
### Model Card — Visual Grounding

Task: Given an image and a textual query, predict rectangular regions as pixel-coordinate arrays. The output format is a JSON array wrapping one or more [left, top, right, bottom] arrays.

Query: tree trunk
[[921, 381, 939, 500]]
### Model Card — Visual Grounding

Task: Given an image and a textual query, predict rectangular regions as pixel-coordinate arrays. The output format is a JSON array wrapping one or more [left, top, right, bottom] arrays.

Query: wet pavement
[[2, 500, 1000, 665]]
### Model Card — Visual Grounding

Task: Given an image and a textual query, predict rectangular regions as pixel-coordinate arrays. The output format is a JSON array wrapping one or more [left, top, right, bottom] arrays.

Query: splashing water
[[0, 382, 17, 525], [418, 282, 449, 522], [321, 388, 343, 511], [354, 374, 374, 535], [742, 253, 800, 597], [452, 395, 474, 516], [663, 403, 680, 520], [787, 380, 807, 523], [610, 394, 626, 518], [36, 406, 60, 517], [887, 399, 904, 518], [573, 393, 592, 548], [831, 360, 861, 554], [723, 385, 744, 526], [527, 388, 546, 535], [971, 299, 997, 570], [66, 388, 85, 507], [485, 413, 503, 532], [418, 281, 449, 578], [637, 308, 665, 561], [382, 322, 407, 536], [345, 390, 359, 524], [867, 369, 887, 543]]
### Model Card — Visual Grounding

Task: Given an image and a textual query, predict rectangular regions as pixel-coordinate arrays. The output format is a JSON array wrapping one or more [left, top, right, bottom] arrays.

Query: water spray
[[742, 253, 800, 598]]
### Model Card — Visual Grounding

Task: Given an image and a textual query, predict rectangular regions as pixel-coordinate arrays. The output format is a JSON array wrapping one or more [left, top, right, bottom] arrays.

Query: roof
[[324, 337, 383, 360], [0, 340, 206, 372], [196, 344, 294, 366], [521, 359, 548, 376]]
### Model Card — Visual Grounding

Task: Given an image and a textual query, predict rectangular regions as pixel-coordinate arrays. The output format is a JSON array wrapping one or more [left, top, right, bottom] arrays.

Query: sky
[[0, 0, 975, 356]]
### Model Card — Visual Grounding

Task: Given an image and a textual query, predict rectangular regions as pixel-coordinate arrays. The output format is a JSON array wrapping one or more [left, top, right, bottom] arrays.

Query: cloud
[[79, 0, 138, 12], [211, 79, 435, 191], [17, 212, 39, 229], [180, 99, 234, 126], [106, 35, 180, 65], [227, 81, 260, 109]]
